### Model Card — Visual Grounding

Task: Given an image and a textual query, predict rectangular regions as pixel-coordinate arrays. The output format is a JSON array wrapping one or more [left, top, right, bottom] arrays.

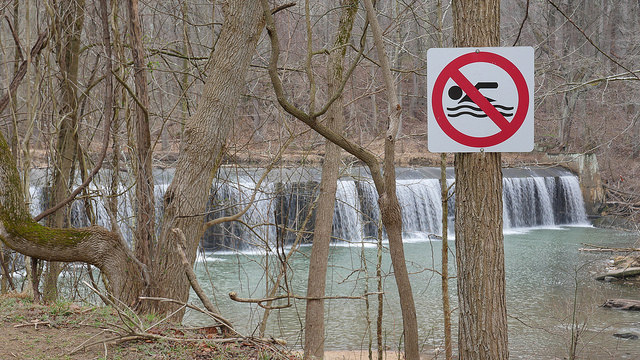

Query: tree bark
[[304, 2, 358, 358], [0, 31, 49, 116], [440, 154, 452, 360], [452, 0, 509, 359], [363, 1, 419, 358], [127, 0, 156, 270], [0, 131, 145, 305], [43, 0, 86, 304], [147, 0, 264, 316]]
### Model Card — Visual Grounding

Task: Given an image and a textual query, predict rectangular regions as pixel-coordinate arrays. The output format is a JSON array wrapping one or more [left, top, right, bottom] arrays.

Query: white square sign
[[427, 47, 534, 152]]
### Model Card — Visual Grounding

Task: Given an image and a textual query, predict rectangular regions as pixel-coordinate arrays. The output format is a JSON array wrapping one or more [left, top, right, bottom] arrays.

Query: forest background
[[2, 0, 639, 193]]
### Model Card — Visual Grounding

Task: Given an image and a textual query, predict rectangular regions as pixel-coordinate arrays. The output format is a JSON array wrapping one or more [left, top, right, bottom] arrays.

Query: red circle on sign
[[432, 51, 529, 148]]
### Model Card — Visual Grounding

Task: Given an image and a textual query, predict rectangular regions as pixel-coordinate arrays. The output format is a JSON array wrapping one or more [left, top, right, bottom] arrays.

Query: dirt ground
[[0, 293, 301, 360], [0, 293, 142, 359], [0, 293, 437, 360], [322, 350, 435, 359]]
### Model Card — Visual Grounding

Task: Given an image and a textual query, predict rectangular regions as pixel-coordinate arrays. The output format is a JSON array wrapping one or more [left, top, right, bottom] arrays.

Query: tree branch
[[3, 15, 23, 60], [170, 228, 234, 331], [229, 290, 382, 310], [512, 0, 529, 46], [111, 71, 150, 118], [259, 0, 385, 193], [271, 2, 296, 15], [547, 0, 640, 81], [0, 30, 49, 115], [34, 0, 114, 222]]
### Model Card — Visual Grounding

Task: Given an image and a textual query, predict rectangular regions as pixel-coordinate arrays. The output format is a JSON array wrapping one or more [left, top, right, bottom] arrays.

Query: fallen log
[[579, 248, 638, 253], [580, 244, 640, 253], [595, 267, 640, 281], [602, 299, 640, 311]]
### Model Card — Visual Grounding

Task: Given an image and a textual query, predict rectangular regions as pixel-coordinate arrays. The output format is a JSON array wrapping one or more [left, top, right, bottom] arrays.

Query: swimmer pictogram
[[446, 82, 514, 118]]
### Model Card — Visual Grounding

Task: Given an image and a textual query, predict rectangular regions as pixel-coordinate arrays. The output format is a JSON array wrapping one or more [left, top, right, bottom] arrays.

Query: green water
[[184, 226, 640, 358]]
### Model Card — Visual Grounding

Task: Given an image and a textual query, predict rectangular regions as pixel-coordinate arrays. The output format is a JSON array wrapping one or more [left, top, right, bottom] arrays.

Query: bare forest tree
[[303, 1, 358, 358]]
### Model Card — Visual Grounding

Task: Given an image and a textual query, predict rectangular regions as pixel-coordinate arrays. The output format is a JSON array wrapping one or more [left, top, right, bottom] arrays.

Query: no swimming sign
[[427, 47, 534, 152]]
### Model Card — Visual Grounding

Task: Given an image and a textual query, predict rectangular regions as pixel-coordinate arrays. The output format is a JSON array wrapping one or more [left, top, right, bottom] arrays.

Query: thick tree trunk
[[440, 154, 453, 360], [454, 153, 508, 359], [147, 0, 264, 315], [304, 2, 357, 358], [0, 245, 14, 292], [452, 0, 509, 359], [633, 110, 640, 159], [127, 0, 156, 269]]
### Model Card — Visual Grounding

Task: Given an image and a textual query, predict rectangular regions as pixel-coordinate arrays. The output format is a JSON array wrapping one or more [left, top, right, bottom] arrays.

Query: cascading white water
[[202, 177, 278, 251], [68, 183, 135, 241], [503, 176, 555, 228], [332, 180, 363, 243], [239, 180, 276, 248], [355, 180, 381, 240], [29, 181, 135, 242], [533, 176, 555, 225], [28, 186, 44, 217], [28, 167, 591, 250], [396, 179, 442, 236], [557, 175, 589, 225]]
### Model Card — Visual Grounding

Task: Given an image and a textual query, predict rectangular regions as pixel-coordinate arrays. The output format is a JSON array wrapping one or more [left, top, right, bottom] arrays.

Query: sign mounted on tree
[[427, 47, 534, 152]]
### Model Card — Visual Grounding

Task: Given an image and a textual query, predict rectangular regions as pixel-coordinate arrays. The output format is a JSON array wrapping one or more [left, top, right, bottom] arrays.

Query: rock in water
[[613, 333, 639, 340], [602, 299, 640, 311]]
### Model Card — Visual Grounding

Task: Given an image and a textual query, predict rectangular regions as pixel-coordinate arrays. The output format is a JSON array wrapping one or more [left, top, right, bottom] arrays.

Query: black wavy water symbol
[[446, 104, 514, 118], [446, 82, 514, 118]]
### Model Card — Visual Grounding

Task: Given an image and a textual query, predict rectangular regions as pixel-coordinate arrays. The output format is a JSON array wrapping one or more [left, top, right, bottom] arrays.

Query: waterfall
[[28, 186, 44, 217], [333, 180, 363, 243], [29, 181, 135, 242], [503, 176, 555, 228], [397, 179, 442, 237], [556, 176, 589, 225], [202, 178, 277, 251], [356, 179, 381, 240], [28, 167, 591, 250]]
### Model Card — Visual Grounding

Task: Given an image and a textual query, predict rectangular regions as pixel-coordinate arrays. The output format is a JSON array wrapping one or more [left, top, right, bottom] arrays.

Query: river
[[27, 166, 640, 357], [184, 226, 640, 359]]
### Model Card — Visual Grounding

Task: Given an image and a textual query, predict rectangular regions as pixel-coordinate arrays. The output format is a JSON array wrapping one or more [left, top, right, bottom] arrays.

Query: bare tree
[[42, 0, 86, 304], [261, 0, 420, 357], [127, 0, 155, 270], [303, 2, 358, 358], [145, 0, 264, 315], [0, 0, 264, 317]]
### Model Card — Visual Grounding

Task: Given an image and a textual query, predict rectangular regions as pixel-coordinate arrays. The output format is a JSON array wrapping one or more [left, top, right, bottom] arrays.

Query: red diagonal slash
[[449, 69, 511, 130], [430, 50, 530, 149]]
